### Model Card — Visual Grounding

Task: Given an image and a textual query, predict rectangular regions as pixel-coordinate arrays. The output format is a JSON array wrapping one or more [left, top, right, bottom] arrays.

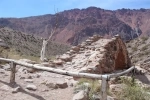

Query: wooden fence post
[[101, 75, 109, 100], [10, 61, 16, 84]]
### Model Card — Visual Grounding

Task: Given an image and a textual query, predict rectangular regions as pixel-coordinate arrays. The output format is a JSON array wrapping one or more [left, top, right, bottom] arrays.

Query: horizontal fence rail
[[0, 57, 135, 100], [108, 66, 135, 78], [0, 58, 103, 79]]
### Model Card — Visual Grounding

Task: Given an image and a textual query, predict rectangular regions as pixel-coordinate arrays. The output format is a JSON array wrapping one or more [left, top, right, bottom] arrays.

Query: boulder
[[26, 68, 37, 73], [24, 79, 33, 83], [53, 59, 63, 65], [45, 80, 68, 89], [86, 39, 93, 43], [46, 82, 58, 89], [72, 90, 88, 100], [70, 50, 77, 54], [55, 80, 68, 89], [12, 86, 21, 93], [59, 54, 72, 62], [26, 84, 37, 91], [71, 46, 80, 52]]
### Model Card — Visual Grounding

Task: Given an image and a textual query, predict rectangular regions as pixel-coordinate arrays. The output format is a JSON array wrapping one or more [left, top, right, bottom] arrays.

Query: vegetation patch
[[141, 36, 149, 42], [141, 45, 148, 51], [74, 78, 101, 100], [132, 46, 138, 51], [116, 77, 150, 100]]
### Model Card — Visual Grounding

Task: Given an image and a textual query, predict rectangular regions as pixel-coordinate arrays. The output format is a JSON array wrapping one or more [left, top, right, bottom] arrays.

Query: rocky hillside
[[1, 7, 150, 45], [126, 36, 150, 72], [116, 8, 150, 36], [0, 27, 70, 60]]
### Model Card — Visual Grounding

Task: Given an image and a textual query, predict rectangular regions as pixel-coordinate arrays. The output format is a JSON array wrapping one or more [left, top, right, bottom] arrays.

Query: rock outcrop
[[56, 35, 131, 74]]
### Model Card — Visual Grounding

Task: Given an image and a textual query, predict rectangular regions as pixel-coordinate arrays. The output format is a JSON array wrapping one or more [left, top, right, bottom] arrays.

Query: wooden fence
[[0, 57, 135, 100]]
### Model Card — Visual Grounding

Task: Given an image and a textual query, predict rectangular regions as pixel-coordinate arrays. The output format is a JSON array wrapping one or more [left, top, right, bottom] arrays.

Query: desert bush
[[138, 53, 144, 58], [132, 58, 139, 63], [117, 77, 150, 100], [141, 45, 148, 51], [127, 44, 131, 48], [74, 78, 101, 100], [132, 47, 138, 51], [141, 36, 148, 42], [144, 51, 150, 55]]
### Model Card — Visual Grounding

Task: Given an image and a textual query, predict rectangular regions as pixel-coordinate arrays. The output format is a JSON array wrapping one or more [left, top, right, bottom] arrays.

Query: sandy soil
[[0, 65, 74, 100]]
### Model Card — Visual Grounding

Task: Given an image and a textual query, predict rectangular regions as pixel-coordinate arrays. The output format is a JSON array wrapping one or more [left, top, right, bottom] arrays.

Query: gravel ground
[[0, 65, 74, 100]]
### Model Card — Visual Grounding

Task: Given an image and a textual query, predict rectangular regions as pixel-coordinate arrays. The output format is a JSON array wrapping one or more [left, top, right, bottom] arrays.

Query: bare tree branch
[[40, 9, 59, 62]]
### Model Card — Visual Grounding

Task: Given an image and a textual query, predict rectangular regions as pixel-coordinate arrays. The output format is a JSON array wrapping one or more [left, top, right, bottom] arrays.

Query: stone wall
[[52, 35, 131, 74]]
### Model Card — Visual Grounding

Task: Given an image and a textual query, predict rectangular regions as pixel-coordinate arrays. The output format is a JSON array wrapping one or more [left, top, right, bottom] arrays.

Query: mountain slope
[[126, 36, 150, 72], [116, 8, 150, 36], [0, 27, 70, 60], [0, 7, 150, 45]]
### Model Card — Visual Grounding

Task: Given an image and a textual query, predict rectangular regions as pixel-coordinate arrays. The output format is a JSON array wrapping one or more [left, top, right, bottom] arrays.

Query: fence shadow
[[0, 80, 46, 100]]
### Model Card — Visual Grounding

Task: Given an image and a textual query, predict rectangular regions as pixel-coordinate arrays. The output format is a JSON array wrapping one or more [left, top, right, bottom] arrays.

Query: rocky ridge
[[1, 7, 150, 45], [0, 27, 70, 59]]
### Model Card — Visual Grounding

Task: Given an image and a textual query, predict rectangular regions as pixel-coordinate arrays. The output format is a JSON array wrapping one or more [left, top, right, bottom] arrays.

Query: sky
[[0, 0, 150, 18]]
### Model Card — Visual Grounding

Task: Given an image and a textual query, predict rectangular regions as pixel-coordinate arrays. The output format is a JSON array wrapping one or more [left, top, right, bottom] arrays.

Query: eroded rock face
[[57, 35, 131, 74]]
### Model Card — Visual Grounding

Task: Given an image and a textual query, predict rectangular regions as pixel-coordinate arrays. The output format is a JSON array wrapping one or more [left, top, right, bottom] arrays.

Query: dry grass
[[116, 77, 150, 100], [74, 78, 101, 100]]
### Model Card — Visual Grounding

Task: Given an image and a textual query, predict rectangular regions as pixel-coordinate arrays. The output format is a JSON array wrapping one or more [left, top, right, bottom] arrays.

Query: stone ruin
[[51, 34, 131, 74]]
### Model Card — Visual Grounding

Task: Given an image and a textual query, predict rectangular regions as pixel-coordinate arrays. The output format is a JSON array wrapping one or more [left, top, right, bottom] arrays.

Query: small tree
[[40, 8, 60, 62], [40, 29, 55, 61]]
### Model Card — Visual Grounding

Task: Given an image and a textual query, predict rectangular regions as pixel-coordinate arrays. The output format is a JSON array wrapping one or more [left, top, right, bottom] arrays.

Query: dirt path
[[0, 66, 74, 100]]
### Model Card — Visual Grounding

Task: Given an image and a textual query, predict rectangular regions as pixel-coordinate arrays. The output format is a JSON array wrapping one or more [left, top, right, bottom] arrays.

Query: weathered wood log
[[0, 58, 14, 62], [10, 61, 16, 84], [108, 66, 135, 78], [16, 60, 103, 79], [0, 58, 102, 79], [0, 58, 135, 80]]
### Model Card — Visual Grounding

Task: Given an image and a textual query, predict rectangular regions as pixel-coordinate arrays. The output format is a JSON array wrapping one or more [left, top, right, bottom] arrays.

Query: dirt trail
[[0, 66, 74, 100]]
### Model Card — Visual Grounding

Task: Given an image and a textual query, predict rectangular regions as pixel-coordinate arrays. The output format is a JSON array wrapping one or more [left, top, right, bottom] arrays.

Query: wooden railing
[[0, 57, 135, 100]]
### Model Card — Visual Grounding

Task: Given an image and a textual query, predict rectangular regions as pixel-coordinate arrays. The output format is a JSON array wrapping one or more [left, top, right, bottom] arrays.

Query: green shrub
[[117, 77, 150, 100], [74, 78, 101, 100]]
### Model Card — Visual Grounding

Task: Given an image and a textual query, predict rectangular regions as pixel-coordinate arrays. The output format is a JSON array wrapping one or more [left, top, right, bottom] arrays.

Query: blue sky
[[0, 0, 150, 18]]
